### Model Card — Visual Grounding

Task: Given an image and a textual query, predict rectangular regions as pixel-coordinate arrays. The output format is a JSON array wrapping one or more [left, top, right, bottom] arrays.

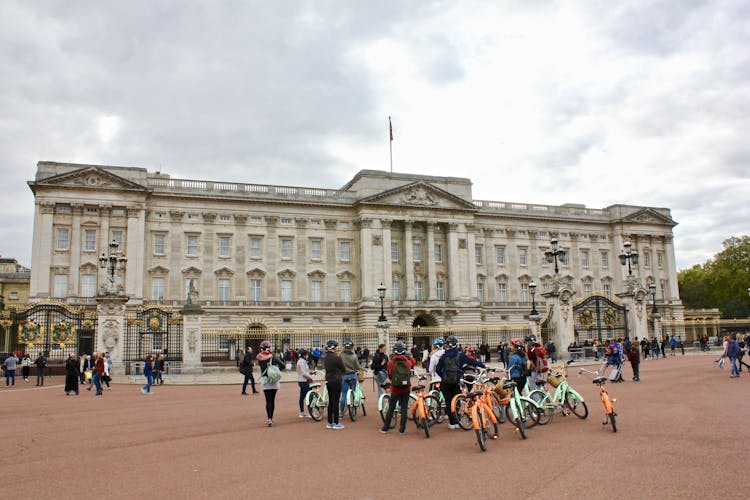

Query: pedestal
[[541, 280, 576, 357], [181, 304, 204, 373], [376, 320, 390, 352], [96, 293, 129, 375]]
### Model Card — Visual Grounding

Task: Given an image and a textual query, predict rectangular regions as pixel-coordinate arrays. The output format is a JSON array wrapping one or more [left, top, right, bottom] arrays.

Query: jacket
[[387, 354, 415, 395], [370, 351, 388, 373], [341, 350, 361, 374], [323, 351, 345, 384], [435, 348, 485, 384]]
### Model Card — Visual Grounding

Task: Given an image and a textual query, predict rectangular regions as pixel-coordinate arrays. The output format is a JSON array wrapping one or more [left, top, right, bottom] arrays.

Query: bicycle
[[408, 377, 441, 438], [526, 368, 588, 424], [499, 369, 545, 439], [344, 375, 367, 421], [451, 369, 503, 431], [428, 380, 447, 423], [305, 382, 329, 421], [377, 381, 419, 430], [579, 366, 618, 432]]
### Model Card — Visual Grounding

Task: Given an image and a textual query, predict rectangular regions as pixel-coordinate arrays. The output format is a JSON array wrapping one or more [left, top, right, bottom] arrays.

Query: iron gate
[[0, 301, 96, 363], [124, 306, 182, 362], [573, 294, 628, 342]]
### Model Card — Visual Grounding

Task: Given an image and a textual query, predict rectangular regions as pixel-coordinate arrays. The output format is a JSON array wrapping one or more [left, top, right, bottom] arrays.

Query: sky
[[1, 0, 748, 271]]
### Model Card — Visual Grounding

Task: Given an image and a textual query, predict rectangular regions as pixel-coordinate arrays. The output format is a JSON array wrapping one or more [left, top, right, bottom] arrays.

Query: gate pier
[[96, 295, 128, 375]]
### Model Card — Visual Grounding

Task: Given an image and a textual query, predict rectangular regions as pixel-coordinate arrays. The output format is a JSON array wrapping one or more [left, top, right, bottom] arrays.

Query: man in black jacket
[[34, 353, 47, 386], [240, 347, 258, 395], [370, 344, 389, 396]]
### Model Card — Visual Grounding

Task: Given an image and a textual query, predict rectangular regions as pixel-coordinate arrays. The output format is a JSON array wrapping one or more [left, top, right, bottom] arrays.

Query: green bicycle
[[527, 370, 588, 424], [378, 382, 418, 429], [502, 371, 544, 439], [344, 376, 367, 421], [305, 382, 329, 421]]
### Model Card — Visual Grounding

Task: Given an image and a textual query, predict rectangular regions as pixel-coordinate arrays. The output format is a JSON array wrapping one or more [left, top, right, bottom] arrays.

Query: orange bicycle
[[462, 380, 499, 451], [579, 367, 618, 432], [409, 377, 441, 438], [451, 369, 503, 431]]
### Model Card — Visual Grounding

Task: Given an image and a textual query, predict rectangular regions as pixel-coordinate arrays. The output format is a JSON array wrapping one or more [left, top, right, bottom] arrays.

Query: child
[[627, 346, 640, 382]]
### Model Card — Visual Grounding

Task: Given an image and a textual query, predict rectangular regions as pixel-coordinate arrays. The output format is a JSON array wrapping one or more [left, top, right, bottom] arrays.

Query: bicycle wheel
[[379, 394, 391, 425], [528, 390, 553, 425], [515, 417, 527, 440], [609, 412, 617, 432], [475, 410, 487, 451], [566, 392, 589, 419], [506, 401, 527, 439], [453, 395, 472, 431], [523, 401, 539, 429], [308, 392, 323, 421], [349, 401, 358, 421], [423, 395, 441, 426], [488, 392, 504, 424], [360, 392, 367, 416], [421, 413, 430, 438]]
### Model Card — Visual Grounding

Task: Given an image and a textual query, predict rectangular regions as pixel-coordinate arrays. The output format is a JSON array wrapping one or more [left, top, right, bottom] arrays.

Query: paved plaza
[[1, 353, 745, 499]]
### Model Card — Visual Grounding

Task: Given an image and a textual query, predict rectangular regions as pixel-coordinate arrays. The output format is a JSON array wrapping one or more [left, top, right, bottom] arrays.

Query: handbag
[[84, 369, 93, 381]]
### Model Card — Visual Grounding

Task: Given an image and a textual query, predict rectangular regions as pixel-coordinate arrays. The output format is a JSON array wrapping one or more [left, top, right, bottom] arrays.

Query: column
[[125, 206, 146, 300], [663, 235, 679, 300], [466, 224, 478, 301], [483, 228, 496, 301], [168, 211, 184, 299], [324, 218, 337, 301], [31, 201, 55, 297], [447, 223, 460, 300], [98, 205, 111, 295], [426, 222, 437, 300], [266, 216, 279, 298], [181, 304, 204, 373], [381, 219, 393, 300], [69, 203, 83, 296], [296, 217, 308, 300], [359, 218, 373, 301], [96, 295, 128, 375], [404, 221, 415, 300]]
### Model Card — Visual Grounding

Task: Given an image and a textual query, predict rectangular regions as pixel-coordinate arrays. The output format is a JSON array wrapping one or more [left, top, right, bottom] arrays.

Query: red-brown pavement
[[0, 354, 746, 500]]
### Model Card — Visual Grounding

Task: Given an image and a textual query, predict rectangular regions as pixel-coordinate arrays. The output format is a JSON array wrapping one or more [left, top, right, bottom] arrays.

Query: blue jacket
[[727, 341, 740, 358], [435, 348, 485, 382], [508, 352, 527, 378]]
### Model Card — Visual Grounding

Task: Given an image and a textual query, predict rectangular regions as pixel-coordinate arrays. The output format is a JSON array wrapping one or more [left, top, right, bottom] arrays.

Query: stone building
[[26, 161, 683, 353], [0, 257, 30, 307]]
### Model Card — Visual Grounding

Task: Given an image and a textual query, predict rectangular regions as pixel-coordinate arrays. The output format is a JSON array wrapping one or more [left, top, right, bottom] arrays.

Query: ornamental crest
[[52, 321, 74, 343], [401, 186, 438, 206], [578, 310, 594, 329], [603, 309, 618, 328], [19, 320, 41, 344], [148, 311, 163, 331]]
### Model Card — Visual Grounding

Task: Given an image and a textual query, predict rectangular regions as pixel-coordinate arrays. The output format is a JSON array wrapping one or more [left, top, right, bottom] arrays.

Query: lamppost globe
[[619, 240, 639, 276], [544, 238, 566, 275], [377, 282, 387, 323]]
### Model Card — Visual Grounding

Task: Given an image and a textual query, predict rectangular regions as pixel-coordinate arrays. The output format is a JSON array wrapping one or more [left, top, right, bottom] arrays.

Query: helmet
[[446, 336, 458, 348], [260, 340, 272, 351], [512, 339, 524, 349], [297, 348, 309, 358], [343, 338, 354, 348], [433, 338, 445, 347], [326, 340, 339, 351], [393, 341, 407, 354], [526, 335, 537, 343]]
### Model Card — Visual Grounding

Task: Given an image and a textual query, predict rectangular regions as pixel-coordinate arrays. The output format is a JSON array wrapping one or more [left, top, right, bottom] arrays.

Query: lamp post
[[649, 283, 660, 338], [544, 238, 566, 275], [99, 239, 127, 294], [529, 281, 540, 320], [618, 241, 639, 276], [377, 282, 387, 323]]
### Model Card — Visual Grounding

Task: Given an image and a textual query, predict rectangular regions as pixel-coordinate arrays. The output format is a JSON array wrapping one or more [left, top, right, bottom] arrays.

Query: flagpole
[[389, 116, 393, 173]]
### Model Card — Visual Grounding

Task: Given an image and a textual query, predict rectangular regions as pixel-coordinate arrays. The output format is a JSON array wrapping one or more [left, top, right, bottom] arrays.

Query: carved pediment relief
[[80, 261, 98, 271], [357, 181, 476, 210], [148, 265, 169, 274], [181, 266, 202, 275], [494, 273, 509, 282], [246, 268, 267, 278], [277, 269, 296, 279], [214, 266, 234, 277], [336, 270, 356, 280], [31, 166, 147, 191], [307, 269, 326, 279], [621, 208, 675, 226]]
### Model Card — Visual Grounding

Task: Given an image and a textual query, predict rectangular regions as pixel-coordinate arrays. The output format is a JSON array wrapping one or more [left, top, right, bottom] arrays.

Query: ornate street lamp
[[544, 238, 566, 275], [529, 281, 540, 320], [377, 282, 387, 323], [618, 241, 639, 276], [99, 239, 127, 293], [649, 283, 660, 338]]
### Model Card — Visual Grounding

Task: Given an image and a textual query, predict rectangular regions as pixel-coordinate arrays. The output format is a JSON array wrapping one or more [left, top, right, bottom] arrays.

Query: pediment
[[214, 266, 234, 276], [246, 268, 266, 277], [277, 268, 296, 278], [357, 181, 476, 210], [181, 266, 202, 275], [148, 265, 170, 274], [621, 208, 675, 226], [307, 269, 326, 278], [31, 167, 148, 192], [79, 261, 98, 271], [336, 270, 356, 280]]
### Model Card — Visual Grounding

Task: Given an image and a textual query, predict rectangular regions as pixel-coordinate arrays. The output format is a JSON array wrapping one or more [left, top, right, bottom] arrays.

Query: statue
[[187, 280, 199, 304]]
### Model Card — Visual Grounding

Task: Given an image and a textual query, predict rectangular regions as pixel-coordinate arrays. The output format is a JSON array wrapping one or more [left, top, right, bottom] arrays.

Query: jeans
[[36, 368, 44, 386], [631, 364, 640, 380], [154, 370, 163, 385], [92, 372, 102, 393], [340, 373, 358, 413], [441, 382, 461, 425], [5, 369, 15, 386], [327, 381, 342, 425], [730, 357, 739, 376], [375, 370, 388, 397], [242, 371, 257, 393], [143, 373, 153, 393], [383, 391, 410, 433], [298, 381, 310, 413]]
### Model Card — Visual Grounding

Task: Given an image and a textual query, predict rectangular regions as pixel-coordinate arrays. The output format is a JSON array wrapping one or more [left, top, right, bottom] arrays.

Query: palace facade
[[27, 161, 684, 335]]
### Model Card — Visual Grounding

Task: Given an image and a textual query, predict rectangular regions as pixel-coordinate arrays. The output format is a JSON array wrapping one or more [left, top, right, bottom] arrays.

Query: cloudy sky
[[1, 0, 748, 270]]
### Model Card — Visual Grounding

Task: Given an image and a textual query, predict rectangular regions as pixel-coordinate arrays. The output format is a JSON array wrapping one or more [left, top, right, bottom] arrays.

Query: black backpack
[[442, 354, 460, 384]]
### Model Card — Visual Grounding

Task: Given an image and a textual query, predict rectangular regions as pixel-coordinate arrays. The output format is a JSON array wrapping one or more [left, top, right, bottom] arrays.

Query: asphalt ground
[[0, 353, 745, 500]]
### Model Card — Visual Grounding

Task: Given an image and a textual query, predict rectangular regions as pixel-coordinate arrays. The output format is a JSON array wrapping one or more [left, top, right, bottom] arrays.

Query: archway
[[411, 314, 436, 354]]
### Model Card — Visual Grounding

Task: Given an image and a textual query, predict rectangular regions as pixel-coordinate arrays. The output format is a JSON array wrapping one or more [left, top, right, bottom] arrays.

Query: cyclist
[[435, 336, 485, 429], [428, 338, 445, 383], [371, 344, 389, 396], [323, 340, 345, 429], [340, 339, 362, 418], [296, 349, 315, 418], [508, 339, 528, 394], [380, 341, 415, 435]]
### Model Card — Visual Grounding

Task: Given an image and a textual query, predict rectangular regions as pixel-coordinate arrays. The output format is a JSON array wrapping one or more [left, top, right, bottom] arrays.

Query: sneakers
[[399, 430, 406, 436], [448, 424, 459, 430], [332, 423, 345, 430], [140, 388, 147, 395], [267, 419, 274, 427], [326, 423, 335, 429], [299, 412, 310, 418], [380, 428, 389, 434]]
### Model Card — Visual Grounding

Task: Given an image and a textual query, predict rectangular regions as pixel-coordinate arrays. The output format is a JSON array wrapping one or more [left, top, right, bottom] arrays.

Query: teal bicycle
[[501, 370, 544, 439], [378, 381, 418, 429], [344, 376, 367, 421], [527, 369, 588, 424], [305, 382, 329, 421]]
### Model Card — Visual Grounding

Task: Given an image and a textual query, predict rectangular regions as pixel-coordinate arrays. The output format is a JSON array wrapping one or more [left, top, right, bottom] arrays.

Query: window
[[581, 250, 590, 269], [603, 283, 611, 297], [80, 275, 96, 297], [310, 219, 321, 226], [521, 283, 529, 302], [56, 228, 70, 250], [83, 230, 97, 251], [280, 280, 293, 301], [153, 234, 165, 255], [518, 248, 528, 266], [57, 205, 71, 214], [281, 218, 292, 224], [391, 243, 399, 262], [414, 281, 423, 301], [249, 279, 262, 301], [310, 240, 322, 260], [498, 283, 507, 302], [496, 246, 505, 265], [281, 239, 292, 259], [111, 230, 124, 249], [584, 283, 592, 295], [437, 281, 445, 301], [600, 251, 609, 269], [644, 251, 651, 268], [392, 280, 401, 300], [53, 274, 67, 297], [282, 317, 292, 324], [9, 292, 18, 300], [310, 280, 322, 301], [219, 214, 231, 222], [85, 206, 98, 214], [340, 281, 351, 302], [218, 237, 231, 257], [188, 213, 199, 220], [475, 245, 483, 264], [217, 279, 230, 300], [187, 235, 199, 256], [434, 243, 443, 262], [185, 278, 198, 300], [413, 242, 422, 262], [251, 216, 262, 224], [151, 277, 165, 300], [660, 279, 667, 300], [339, 241, 350, 261], [657, 252, 664, 269], [111, 208, 126, 216], [476, 282, 484, 302], [250, 237, 262, 258]]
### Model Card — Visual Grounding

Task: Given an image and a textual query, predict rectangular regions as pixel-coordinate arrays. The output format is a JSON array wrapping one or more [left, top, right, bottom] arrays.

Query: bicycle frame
[[305, 382, 328, 408]]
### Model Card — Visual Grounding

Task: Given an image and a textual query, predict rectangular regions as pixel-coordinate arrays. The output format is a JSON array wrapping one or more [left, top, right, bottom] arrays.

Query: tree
[[678, 236, 750, 318]]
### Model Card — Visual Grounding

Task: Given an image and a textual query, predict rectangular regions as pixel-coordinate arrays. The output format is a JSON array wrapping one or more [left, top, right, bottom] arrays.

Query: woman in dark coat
[[65, 353, 80, 395]]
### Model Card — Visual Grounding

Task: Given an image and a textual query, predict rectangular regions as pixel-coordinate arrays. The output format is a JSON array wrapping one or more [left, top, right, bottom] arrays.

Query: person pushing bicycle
[[371, 344, 389, 397], [508, 340, 528, 394]]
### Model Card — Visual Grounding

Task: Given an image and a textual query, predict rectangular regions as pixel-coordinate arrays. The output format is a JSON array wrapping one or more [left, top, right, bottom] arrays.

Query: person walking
[[669, 335, 677, 356], [34, 352, 47, 386], [362, 346, 370, 369], [240, 346, 258, 395], [628, 346, 641, 381], [102, 352, 112, 390], [339, 339, 361, 419], [660, 337, 667, 358], [4, 353, 18, 387], [651, 338, 660, 359], [91, 352, 104, 396], [738, 339, 750, 372], [546, 340, 557, 364], [323, 340, 345, 430], [141, 355, 154, 395], [154, 354, 165, 385], [312, 347, 321, 370], [370, 344, 389, 397], [380, 341, 415, 435], [256, 340, 284, 427], [727, 335, 741, 378], [21, 353, 32, 382], [296, 349, 315, 418], [64, 353, 80, 395], [428, 338, 445, 383], [507, 340, 529, 395], [435, 336, 485, 429]]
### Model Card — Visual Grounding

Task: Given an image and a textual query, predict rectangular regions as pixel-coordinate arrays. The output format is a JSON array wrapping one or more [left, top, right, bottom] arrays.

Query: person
[[154, 354, 165, 385], [526, 336, 549, 389], [679, 337, 685, 356], [257, 340, 284, 426], [651, 338, 660, 359], [507, 340, 529, 395], [64, 353, 80, 395], [312, 346, 321, 370], [715, 336, 729, 368], [411, 344, 421, 367], [380, 341, 415, 435], [738, 339, 750, 372], [21, 353, 32, 382], [102, 352, 112, 390], [545, 340, 557, 364], [727, 335, 740, 378], [240, 346, 258, 395], [370, 344, 389, 397], [628, 346, 641, 381], [669, 335, 677, 356], [4, 353, 18, 387], [323, 340, 345, 430], [34, 352, 47, 386], [141, 355, 154, 395], [428, 338, 445, 383], [297, 349, 315, 418], [80, 354, 91, 385], [339, 339, 361, 418], [362, 346, 370, 368], [641, 338, 650, 360], [435, 336, 485, 429], [91, 352, 104, 395], [660, 337, 667, 358]]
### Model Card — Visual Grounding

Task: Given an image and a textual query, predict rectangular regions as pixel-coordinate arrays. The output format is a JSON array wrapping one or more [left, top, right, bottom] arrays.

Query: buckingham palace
[[18, 161, 684, 365]]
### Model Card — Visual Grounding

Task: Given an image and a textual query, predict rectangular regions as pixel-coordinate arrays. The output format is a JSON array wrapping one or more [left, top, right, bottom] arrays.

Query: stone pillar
[[381, 219, 393, 300], [98, 205, 111, 295], [542, 285, 575, 359], [663, 235, 679, 300], [426, 223, 437, 300], [376, 320, 390, 352], [447, 223, 460, 300], [359, 218, 374, 301], [466, 224, 478, 301], [629, 295, 649, 341], [404, 221, 415, 300], [69, 203, 83, 296], [483, 227, 496, 301], [96, 294, 128, 375], [181, 304, 204, 373], [296, 217, 308, 300], [125, 206, 145, 300], [31, 201, 55, 297]]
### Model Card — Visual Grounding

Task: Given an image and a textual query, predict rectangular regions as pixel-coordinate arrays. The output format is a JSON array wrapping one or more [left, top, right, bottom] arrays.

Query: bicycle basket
[[547, 372, 565, 388], [357, 370, 365, 383], [492, 378, 511, 399]]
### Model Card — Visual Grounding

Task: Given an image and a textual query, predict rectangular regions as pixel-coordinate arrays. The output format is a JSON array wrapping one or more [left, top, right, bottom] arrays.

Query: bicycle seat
[[411, 385, 426, 392], [309, 383, 321, 389], [489, 377, 501, 384], [592, 377, 607, 384], [381, 382, 392, 388], [502, 381, 517, 389], [467, 390, 483, 398], [534, 380, 546, 386]]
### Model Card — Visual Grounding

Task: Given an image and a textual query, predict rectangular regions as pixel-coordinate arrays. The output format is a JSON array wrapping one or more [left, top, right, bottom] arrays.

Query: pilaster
[[404, 221, 415, 300], [447, 223, 460, 300], [96, 294, 128, 375], [359, 218, 374, 301], [125, 206, 145, 300], [426, 223, 437, 300], [181, 304, 204, 373], [381, 219, 393, 300]]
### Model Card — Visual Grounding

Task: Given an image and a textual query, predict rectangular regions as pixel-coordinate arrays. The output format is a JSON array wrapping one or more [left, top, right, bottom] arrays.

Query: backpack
[[442, 354, 460, 384], [533, 346, 549, 373], [391, 357, 410, 387], [264, 360, 282, 384]]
